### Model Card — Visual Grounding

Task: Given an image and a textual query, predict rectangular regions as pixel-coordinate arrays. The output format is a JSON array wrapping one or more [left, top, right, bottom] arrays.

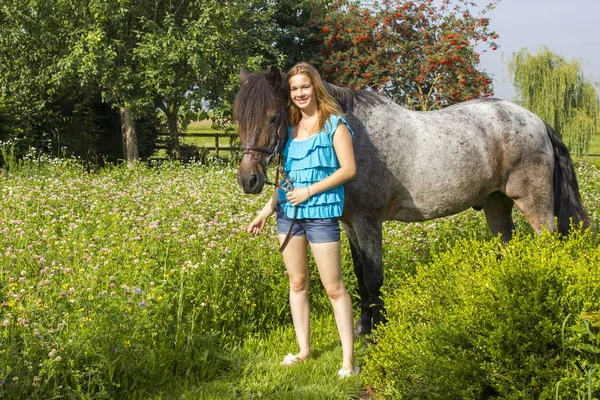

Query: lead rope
[[269, 153, 297, 253]]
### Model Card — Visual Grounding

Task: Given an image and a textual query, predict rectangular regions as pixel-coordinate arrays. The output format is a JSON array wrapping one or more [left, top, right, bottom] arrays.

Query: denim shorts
[[276, 208, 340, 243]]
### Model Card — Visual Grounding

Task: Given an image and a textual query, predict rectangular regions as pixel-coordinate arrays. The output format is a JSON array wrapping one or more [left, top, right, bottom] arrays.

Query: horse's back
[[344, 97, 554, 222]]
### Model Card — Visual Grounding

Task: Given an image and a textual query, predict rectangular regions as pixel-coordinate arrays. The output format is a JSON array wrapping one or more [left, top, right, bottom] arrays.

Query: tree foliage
[[312, 0, 501, 110], [509, 47, 600, 157], [268, 0, 331, 70], [0, 0, 281, 161]]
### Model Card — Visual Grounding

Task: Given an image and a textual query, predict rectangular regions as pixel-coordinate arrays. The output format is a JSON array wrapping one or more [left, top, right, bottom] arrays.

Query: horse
[[233, 66, 589, 335]]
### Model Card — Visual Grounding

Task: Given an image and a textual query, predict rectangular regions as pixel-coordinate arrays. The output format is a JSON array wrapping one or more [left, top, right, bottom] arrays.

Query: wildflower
[[55, 356, 62, 362], [2, 320, 9, 327]]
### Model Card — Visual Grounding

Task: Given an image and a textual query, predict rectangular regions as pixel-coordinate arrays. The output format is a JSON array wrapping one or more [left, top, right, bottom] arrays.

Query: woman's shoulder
[[324, 114, 353, 137]]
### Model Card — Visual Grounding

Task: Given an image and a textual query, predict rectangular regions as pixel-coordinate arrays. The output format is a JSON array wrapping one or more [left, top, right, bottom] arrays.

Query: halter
[[239, 106, 297, 252], [240, 106, 287, 180]]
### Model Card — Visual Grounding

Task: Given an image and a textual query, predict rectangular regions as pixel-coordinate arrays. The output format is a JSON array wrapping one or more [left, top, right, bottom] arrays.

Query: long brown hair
[[287, 62, 343, 132]]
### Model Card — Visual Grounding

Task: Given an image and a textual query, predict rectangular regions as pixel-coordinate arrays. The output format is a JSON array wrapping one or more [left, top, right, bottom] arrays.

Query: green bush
[[365, 231, 600, 399]]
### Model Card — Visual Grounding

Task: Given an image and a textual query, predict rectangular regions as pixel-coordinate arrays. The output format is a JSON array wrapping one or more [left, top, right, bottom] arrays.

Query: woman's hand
[[286, 187, 311, 206], [247, 214, 268, 235]]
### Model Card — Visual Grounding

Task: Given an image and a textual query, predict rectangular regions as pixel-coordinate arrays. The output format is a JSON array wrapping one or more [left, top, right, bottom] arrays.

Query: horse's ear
[[269, 66, 282, 90], [240, 67, 251, 84]]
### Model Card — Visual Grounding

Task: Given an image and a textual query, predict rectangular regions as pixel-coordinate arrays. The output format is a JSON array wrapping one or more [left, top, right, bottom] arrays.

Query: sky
[[477, 0, 600, 100]]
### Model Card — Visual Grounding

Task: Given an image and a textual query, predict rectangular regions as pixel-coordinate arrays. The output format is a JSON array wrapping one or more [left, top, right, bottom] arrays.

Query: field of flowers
[[1, 158, 599, 399]]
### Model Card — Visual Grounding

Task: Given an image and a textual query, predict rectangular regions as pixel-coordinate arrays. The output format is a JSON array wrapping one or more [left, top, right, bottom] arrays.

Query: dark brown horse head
[[234, 67, 288, 194]]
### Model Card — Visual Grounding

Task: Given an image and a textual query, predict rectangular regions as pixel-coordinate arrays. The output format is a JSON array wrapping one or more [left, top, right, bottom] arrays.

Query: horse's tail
[[545, 122, 589, 234]]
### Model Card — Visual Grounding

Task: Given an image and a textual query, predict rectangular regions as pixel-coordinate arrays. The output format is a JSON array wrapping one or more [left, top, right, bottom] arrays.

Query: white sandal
[[337, 366, 360, 378], [280, 353, 302, 366]]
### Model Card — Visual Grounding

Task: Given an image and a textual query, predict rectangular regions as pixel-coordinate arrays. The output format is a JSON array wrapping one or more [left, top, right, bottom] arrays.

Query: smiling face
[[289, 74, 317, 114]]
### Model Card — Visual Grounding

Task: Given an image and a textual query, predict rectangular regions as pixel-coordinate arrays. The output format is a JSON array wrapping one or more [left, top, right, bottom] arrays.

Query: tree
[[509, 47, 600, 157], [0, 0, 278, 161], [268, 0, 331, 70], [312, 0, 501, 110], [133, 1, 279, 159]]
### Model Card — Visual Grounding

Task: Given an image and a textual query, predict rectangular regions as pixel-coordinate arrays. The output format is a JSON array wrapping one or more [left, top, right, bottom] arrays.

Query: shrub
[[365, 231, 600, 399]]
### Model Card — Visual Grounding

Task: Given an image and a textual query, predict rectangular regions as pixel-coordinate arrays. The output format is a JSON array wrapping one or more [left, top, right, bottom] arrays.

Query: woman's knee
[[288, 274, 309, 293], [324, 282, 347, 300]]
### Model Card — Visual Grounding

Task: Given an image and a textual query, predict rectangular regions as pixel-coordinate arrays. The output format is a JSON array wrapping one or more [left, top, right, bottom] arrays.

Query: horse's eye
[[269, 116, 279, 124]]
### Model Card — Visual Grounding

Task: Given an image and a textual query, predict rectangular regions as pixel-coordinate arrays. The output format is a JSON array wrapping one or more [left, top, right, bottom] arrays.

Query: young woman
[[247, 62, 358, 378]]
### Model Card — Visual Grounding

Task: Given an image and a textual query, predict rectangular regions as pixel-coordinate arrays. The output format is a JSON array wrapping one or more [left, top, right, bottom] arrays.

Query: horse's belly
[[382, 152, 497, 221]]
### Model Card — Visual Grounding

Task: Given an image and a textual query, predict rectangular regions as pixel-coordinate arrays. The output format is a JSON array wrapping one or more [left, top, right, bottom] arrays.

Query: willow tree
[[508, 47, 600, 156]]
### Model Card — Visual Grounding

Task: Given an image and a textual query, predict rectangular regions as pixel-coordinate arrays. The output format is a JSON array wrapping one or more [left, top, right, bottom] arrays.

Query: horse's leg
[[342, 217, 385, 334], [483, 192, 515, 243], [506, 167, 555, 234], [341, 222, 372, 336]]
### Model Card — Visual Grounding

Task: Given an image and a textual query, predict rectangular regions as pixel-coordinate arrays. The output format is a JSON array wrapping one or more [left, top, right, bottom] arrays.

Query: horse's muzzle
[[237, 158, 265, 194]]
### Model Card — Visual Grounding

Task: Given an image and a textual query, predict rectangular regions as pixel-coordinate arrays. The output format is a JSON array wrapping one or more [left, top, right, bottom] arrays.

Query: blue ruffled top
[[278, 114, 354, 219]]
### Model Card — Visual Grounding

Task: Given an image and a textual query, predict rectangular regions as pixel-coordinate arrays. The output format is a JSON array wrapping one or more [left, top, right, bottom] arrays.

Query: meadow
[[0, 155, 599, 399]]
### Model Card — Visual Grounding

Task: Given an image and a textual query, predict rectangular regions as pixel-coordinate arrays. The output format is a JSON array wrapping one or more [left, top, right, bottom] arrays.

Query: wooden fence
[[180, 132, 238, 157], [156, 132, 238, 159]]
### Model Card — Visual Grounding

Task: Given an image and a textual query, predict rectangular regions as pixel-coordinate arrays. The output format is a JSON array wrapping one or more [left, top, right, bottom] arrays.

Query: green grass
[[1, 153, 599, 399], [581, 132, 600, 166], [174, 316, 368, 400]]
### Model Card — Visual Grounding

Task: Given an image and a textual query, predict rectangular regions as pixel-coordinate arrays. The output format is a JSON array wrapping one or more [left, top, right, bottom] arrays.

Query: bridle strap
[[240, 107, 286, 161]]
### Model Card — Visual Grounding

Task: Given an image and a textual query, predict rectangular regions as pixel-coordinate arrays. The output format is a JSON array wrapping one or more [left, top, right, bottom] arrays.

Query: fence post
[[215, 132, 220, 158]]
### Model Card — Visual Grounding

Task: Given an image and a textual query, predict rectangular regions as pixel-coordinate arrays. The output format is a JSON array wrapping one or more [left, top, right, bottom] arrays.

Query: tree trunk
[[166, 110, 181, 159], [120, 106, 139, 162]]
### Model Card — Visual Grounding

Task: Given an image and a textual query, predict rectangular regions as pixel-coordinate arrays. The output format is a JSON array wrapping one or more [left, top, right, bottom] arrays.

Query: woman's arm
[[286, 122, 356, 206]]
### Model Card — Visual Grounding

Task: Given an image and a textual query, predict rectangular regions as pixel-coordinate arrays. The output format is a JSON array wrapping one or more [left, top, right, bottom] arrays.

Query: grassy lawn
[[1, 158, 599, 399], [151, 120, 237, 160], [580, 132, 600, 166]]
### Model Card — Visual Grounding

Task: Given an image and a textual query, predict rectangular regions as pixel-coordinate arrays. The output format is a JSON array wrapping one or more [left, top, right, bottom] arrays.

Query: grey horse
[[234, 67, 588, 334]]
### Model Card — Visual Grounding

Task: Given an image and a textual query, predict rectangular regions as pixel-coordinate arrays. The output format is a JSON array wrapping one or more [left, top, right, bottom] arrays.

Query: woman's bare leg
[[310, 241, 354, 370], [279, 234, 311, 360]]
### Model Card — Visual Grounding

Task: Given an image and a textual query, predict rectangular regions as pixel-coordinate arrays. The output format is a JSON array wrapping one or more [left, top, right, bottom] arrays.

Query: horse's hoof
[[371, 306, 388, 329], [353, 317, 372, 337]]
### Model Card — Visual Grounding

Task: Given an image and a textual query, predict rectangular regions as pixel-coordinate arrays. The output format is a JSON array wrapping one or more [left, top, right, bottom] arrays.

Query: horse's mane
[[233, 71, 285, 136], [324, 82, 386, 114]]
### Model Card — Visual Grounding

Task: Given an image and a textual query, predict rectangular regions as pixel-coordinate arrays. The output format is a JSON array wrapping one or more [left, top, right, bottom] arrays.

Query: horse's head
[[234, 67, 288, 194]]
